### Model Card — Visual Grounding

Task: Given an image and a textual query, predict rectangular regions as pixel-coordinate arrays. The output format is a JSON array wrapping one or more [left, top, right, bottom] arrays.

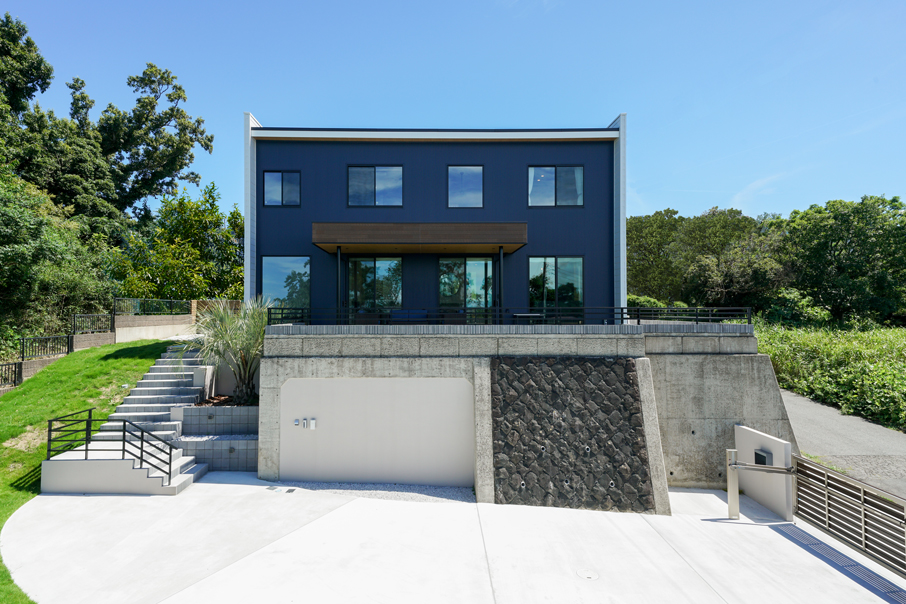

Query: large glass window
[[528, 166, 583, 206], [261, 256, 310, 307], [348, 166, 403, 206], [529, 257, 583, 308], [263, 171, 301, 206], [348, 258, 402, 310], [439, 258, 493, 308], [448, 166, 483, 208]]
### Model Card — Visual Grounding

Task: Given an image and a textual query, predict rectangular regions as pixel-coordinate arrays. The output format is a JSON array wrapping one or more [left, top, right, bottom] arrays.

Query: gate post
[[727, 449, 739, 520]]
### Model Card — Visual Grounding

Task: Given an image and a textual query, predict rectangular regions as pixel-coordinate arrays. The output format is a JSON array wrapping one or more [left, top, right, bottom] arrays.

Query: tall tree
[[626, 209, 686, 302], [98, 64, 214, 212], [0, 13, 53, 115], [783, 195, 906, 321]]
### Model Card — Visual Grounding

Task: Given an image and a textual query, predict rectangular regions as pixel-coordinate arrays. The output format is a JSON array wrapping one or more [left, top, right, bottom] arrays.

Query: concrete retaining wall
[[648, 353, 798, 489], [114, 314, 194, 343], [260, 328, 792, 510]]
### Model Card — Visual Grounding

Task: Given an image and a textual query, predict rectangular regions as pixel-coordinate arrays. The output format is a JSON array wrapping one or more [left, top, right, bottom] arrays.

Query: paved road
[[782, 389, 906, 499], [3, 472, 903, 603]]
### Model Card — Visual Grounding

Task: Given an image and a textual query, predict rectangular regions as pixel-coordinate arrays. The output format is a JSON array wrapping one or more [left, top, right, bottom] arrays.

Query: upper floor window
[[448, 166, 483, 208], [528, 166, 583, 206], [349, 166, 403, 206], [264, 171, 301, 206]]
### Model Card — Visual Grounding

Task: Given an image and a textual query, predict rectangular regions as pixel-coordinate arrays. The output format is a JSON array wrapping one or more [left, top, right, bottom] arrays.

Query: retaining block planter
[[182, 406, 259, 436]]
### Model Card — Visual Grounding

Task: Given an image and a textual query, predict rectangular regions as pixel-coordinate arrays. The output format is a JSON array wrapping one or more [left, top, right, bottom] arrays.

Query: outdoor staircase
[[41, 345, 210, 496]]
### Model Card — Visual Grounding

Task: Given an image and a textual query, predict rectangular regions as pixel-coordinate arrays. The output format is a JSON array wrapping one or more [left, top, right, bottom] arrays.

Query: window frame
[[259, 255, 312, 308], [346, 165, 404, 208], [527, 165, 585, 208], [447, 165, 484, 209], [262, 170, 302, 207], [526, 255, 585, 309]]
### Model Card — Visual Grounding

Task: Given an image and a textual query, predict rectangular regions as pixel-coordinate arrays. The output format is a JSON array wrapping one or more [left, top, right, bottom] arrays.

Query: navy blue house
[[243, 114, 627, 324]]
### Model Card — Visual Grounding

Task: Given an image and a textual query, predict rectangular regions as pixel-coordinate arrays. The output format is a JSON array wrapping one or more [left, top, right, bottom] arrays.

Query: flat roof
[[250, 126, 619, 142]]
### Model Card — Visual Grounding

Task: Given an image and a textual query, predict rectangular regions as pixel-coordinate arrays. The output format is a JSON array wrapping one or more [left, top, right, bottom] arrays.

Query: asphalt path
[[782, 389, 906, 499]]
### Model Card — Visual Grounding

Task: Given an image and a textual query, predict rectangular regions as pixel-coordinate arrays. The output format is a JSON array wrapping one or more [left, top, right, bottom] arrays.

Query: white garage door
[[279, 378, 475, 487]]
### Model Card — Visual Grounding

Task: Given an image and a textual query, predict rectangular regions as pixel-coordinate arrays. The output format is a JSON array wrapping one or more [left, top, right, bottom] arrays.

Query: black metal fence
[[267, 306, 752, 327], [0, 362, 21, 387], [114, 298, 191, 316], [72, 314, 113, 334], [21, 335, 72, 360]]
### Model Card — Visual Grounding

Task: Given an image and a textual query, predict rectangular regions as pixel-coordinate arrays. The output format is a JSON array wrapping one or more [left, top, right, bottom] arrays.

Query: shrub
[[756, 322, 906, 429], [627, 294, 665, 308]]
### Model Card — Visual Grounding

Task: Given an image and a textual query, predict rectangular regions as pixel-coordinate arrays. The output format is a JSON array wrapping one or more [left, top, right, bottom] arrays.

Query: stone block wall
[[182, 407, 259, 436], [491, 356, 656, 513]]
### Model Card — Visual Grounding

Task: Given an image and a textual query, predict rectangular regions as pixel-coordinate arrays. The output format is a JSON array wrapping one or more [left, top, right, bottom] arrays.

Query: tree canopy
[[0, 14, 213, 220], [627, 197, 906, 324]]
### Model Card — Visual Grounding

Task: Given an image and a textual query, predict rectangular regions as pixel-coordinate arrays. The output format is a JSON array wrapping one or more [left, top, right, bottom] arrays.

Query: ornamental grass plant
[[184, 298, 271, 406]]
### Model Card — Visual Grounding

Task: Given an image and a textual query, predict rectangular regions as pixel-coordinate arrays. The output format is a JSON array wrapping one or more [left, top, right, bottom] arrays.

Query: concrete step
[[148, 365, 197, 375], [162, 351, 203, 359], [141, 371, 195, 380], [123, 394, 199, 405], [107, 411, 170, 423], [134, 378, 193, 388], [155, 358, 206, 367], [100, 420, 182, 435], [115, 403, 193, 414], [130, 386, 203, 396], [158, 462, 208, 494], [146, 454, 197, 479], [92, 430, 177, 442]]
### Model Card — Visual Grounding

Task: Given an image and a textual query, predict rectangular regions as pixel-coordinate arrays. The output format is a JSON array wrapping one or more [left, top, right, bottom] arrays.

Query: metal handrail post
[[727, 449, 739, 519], [139, 430, 145, 469], [46, 420, 53, 460], [85, 409, 92, 460], [122, 421, 126, 459]]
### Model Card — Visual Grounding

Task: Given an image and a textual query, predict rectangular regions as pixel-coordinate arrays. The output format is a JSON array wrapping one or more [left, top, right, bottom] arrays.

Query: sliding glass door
[[348, 258, 402, 311], [439, 258, 494, 308]]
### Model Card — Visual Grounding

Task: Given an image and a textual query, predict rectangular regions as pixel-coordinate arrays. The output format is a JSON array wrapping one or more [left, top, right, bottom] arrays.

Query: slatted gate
[[794, 455, 906, 577]]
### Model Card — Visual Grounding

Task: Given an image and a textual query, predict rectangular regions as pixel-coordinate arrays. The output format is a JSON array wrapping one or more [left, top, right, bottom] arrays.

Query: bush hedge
[[756, 323, 906, 430]]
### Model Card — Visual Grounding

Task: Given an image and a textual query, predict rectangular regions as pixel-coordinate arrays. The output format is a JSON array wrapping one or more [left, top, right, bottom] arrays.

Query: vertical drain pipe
[[336, 246, 342, 324]]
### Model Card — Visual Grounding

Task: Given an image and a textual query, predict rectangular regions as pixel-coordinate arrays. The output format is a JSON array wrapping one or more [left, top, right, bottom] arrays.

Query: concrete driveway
[[782, 389, 906, 499], [3, 472, 905, 603]]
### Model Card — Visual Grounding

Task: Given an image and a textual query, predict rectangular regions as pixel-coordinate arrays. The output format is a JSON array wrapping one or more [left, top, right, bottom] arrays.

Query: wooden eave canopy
[[312, 222, 527, 254]]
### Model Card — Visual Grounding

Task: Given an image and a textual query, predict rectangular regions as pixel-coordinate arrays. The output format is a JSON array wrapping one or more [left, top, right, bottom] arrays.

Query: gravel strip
[[274, 481, 475, 504]]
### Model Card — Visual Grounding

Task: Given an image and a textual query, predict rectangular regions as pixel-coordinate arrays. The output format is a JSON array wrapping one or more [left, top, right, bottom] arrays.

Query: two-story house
[[243, 114, 627, 323]]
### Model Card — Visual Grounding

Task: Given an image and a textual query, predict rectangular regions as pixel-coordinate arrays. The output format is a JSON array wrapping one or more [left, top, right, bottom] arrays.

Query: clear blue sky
[[10, 0, 906, 218]]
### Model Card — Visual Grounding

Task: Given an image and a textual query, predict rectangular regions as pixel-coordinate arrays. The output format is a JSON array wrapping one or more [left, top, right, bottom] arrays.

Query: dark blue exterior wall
[[255, 140, 615, 311]]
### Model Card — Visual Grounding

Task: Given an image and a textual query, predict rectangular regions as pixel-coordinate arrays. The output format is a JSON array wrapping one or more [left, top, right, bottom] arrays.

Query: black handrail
[[114, 297, 191, 316], [46, 408, 176, 486], [266, 306, 753, 327]]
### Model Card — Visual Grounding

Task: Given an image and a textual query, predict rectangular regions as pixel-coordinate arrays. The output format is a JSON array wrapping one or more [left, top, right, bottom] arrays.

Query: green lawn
[[0, 339, 171, 603]]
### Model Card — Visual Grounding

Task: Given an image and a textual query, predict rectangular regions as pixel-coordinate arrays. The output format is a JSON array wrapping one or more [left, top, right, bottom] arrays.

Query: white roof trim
[[249, 129, 619, 142]]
